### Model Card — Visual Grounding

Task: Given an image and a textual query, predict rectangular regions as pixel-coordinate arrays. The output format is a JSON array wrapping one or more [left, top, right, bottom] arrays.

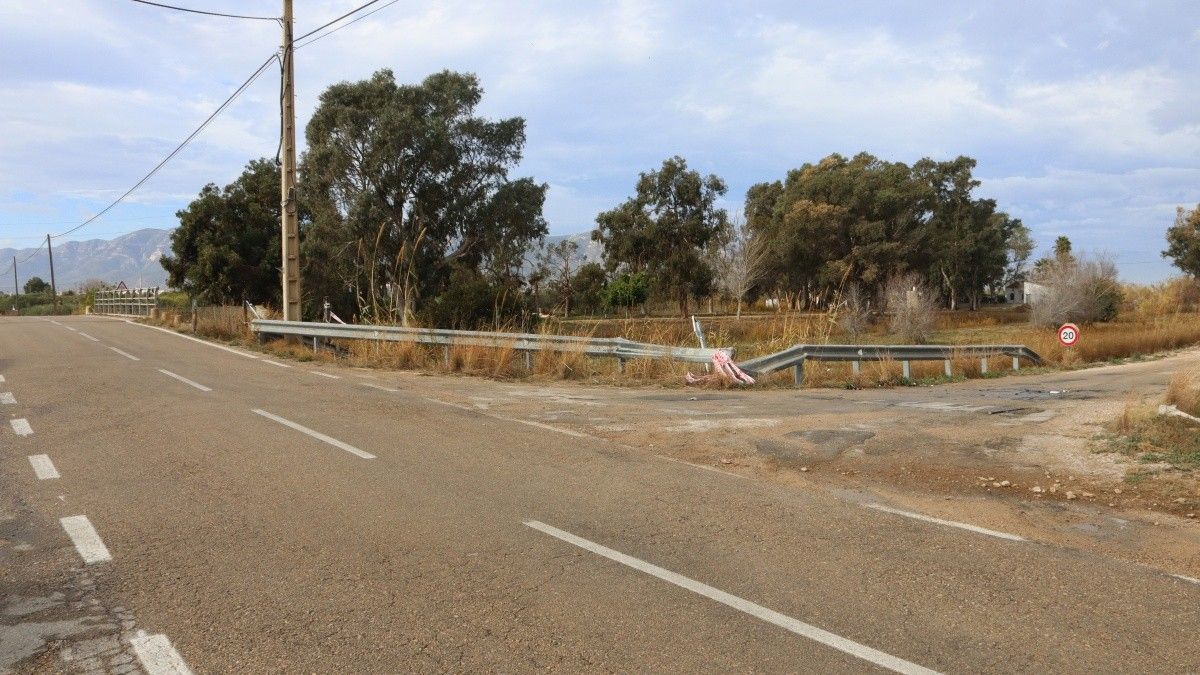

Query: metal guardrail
[[93, 287, 159, 317], [250, 319, 730, 369], [737, 343, 1043, 384]]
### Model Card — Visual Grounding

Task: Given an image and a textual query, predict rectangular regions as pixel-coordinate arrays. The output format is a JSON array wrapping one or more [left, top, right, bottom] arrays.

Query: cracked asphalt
[[2, 315, 1198, 673]]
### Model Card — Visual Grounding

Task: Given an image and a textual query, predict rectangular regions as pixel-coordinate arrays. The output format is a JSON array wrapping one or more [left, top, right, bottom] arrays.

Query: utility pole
[[11, 256, 17, 311], [279, 0, 301, 321], [46, 234, 58, 311]]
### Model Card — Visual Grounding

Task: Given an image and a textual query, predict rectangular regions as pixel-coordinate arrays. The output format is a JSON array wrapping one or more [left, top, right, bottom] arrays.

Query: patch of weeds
[[1107, 415, 1200, 471], [1124, 470, 1153, 484]]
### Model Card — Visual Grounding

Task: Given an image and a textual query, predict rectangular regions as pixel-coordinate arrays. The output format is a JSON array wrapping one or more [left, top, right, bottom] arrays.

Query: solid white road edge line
[[422, 396, 600, 440], [158, 369, 212, 392], [309, 370, 341, 379], [1173, 573, 1200, 585], [496, 416, 593, 439], [130, 631, 194, 675], [78, 331, 100, 341], [11, 418, 34, 436], [124, 320, 260, 359], [523, 520, 939, 675], [250, 409, 376, 459], [108, 346, 141, 361], [360, 382, 400, 392], [262, 359, 292, 368], [654, 454, 749, 479], [28, 454, 59, 479], [1, 392, 15, 404], [865, 504, 1026, 542], [59, 515, 113, 564]]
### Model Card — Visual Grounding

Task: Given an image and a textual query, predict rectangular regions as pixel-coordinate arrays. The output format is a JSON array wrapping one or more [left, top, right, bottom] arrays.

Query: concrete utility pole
[[279, 0, 301, 321], [46, 234, 58, 311], [11, 256, 17, 311]]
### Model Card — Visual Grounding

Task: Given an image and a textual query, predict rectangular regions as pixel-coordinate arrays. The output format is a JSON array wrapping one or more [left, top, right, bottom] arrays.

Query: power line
[[130, 0, 278, 21], [50, 53, 279, 241], [296, 0, 385, 41], [295, 0, 399, 49]]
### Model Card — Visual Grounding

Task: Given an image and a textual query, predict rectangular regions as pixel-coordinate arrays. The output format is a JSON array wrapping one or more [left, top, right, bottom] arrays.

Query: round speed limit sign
[[1058, 323, 1080, 347]]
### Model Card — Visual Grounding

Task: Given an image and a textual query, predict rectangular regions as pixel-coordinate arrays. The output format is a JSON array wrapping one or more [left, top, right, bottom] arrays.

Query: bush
[[883, 274, 937, 343], [836, 285, 873, 338], [603, 272, 649, 314], [1030, 255, 1122, 326]]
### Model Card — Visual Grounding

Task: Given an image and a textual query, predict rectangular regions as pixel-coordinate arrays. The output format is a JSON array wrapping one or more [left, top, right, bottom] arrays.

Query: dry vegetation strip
[[144, 305, 1200, 389]]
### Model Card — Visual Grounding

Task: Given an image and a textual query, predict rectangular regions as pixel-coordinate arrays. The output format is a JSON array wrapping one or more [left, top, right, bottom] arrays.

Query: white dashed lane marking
[[251, 409, 376, 459], [360, 382, 400, 393], [130, 631, 194, 675], [865, 504, 1025, 542], [262, 360, 292, 368], [524, 520, 939, 675], [10, 418, 33, 436], [60, 515, 113, 564], [109, 347, 141, 361], [309, 371, 341, 379], [158, 369, 212, 392], [78, 331, 100, 342], [28, 454, 59, 479], [1, 392, 15, 404]]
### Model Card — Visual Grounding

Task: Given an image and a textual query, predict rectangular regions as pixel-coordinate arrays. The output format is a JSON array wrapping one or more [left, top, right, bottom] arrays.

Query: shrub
[[883, 274, 936, 343], [1030, 254, 1122, 326], [836, 285, 873, 339], [603, 272, 649, 315]]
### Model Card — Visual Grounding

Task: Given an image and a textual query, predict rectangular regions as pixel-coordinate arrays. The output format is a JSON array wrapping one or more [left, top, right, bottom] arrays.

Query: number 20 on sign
[[1058, 323, 1080, 347]]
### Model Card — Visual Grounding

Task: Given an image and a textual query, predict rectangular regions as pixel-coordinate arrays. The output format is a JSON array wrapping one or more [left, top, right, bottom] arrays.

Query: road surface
[[1, 315, 1197, 673]]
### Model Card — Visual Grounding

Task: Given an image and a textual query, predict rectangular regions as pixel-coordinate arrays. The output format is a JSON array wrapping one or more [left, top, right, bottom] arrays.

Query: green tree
[[603, 272, 649, 316], [1163, 205, 1200, 276], [1054, 235, 1074, 263], [23, 277, 49, 294], [301, 69, 547, 325], [160, 159, 283, 305], [746, 153, 928, 308], [571, 262, 608, 315], [594, 156, 727, 315]]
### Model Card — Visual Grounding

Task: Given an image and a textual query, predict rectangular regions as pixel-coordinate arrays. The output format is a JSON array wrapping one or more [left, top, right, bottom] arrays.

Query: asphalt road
[[2, 315, 1197, 674]]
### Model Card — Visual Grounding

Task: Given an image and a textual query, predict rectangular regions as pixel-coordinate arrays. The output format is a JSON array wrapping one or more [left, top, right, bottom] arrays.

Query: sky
[[0, 0, 1198, 282]]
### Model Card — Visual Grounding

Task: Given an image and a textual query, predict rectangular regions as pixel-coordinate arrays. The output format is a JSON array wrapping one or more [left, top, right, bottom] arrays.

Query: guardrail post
[[852, 360, 860, 376], [524, 351, 533, 372], [901, 360, 911, 380], [617, 357, 626, 374], [943, 359, 952, 377], [1012, 356, 1019, 371], [792, 358, 805, 386], [443, 345, 451, 367], [980, 357, 988, 374]]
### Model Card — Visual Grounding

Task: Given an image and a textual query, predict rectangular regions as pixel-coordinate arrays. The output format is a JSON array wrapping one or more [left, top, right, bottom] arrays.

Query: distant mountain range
[[1, 228, 172, 291], [0, 227, 603, 293]]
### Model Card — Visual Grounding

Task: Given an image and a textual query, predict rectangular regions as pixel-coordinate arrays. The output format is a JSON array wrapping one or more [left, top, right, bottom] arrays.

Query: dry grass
[[1101, 371, 1200, 477], [1165, 371, 1200, 415], [140, 302, 1200, 390]]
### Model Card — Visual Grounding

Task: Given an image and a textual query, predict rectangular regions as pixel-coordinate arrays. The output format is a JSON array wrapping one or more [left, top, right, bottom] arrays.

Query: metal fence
[[250, 318, 729, 370], [736, 343, 1043, 384], [93, 287, 159, 317]]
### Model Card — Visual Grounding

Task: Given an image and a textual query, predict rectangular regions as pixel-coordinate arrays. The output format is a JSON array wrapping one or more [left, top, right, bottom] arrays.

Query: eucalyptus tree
[[301, 69, 547, 324], [594, 156, 728, 316]]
